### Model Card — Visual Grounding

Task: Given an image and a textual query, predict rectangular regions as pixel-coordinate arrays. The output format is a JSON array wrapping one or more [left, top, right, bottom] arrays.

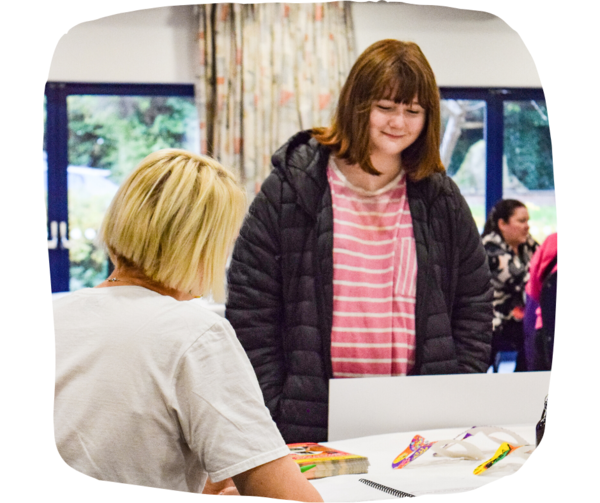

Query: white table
[[309, 424, 536, 500]]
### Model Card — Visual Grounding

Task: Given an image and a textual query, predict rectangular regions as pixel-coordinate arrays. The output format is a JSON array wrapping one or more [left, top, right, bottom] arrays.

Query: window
[[45, 83, 199, 292], [440, 88, 555, 241], [503, 99, 554, 244], [440, 98, 486, 230], [45, 85, 555, 292]]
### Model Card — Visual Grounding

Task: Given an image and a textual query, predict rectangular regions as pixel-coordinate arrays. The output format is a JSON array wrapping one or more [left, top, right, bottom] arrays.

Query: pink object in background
[[525, 233, 557, 329]]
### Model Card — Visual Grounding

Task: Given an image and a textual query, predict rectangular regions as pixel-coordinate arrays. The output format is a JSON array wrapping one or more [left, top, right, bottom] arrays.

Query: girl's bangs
[[378, 67, 429, 107]]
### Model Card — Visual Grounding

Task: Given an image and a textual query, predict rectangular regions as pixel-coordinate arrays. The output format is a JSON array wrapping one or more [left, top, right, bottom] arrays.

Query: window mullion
[[46, 82, 70, 293], [485, 91, 504, 218]]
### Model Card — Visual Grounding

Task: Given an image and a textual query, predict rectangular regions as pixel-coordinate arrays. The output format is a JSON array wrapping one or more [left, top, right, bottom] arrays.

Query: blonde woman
[[53, 149, 322, 501]]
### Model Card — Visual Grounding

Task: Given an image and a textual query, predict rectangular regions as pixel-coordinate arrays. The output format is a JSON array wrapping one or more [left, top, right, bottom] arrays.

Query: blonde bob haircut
[[98, 149, 246, 302], [313, 39, 444, 181]]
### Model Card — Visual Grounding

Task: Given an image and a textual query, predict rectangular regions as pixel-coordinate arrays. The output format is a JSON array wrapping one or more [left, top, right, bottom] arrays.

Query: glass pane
[[503, 100, 555, 245], [66, 95, 200, 291], [440, 99, 486, 232]]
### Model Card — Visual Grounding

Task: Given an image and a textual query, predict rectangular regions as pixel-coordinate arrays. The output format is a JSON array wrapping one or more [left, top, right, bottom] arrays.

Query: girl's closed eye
[[407, 103, 425, 114], [375, 100, 395, 110]]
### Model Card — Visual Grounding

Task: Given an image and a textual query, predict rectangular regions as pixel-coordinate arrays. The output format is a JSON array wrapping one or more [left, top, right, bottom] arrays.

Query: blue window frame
[[45, 82, 195, 293], [45, 84, 552, 293], [439, 87, 550, 218]]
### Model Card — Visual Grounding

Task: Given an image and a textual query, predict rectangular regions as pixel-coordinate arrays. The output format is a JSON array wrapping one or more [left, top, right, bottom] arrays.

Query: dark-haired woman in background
[[226, 39, 493, 443], [482, 199, 538, 372]]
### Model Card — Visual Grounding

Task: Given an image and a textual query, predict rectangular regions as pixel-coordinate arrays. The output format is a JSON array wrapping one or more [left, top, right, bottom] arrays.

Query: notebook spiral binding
[[359, 478, 415, 498]]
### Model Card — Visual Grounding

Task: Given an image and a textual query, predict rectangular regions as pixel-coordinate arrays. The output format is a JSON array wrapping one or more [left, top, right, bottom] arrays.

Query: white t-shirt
[[53, 286, 289, 492]]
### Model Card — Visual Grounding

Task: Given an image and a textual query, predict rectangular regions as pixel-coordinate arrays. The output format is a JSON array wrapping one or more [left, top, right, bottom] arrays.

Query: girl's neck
[[333, 154, 402, 192]]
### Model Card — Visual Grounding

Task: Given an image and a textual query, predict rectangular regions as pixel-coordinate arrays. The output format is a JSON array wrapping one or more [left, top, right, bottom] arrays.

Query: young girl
[[226, 40, 493, 443]]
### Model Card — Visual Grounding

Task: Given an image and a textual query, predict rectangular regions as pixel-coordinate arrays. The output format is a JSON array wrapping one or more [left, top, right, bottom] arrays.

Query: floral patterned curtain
[[196, 2, 356, 195]]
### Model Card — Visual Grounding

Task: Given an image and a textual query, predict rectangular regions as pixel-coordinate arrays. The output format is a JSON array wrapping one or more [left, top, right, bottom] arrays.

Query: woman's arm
[[202, 476, 238, 495], [451, 191, 494, 373], [233, 455, 323, 501], [226, 172, 286, 422]]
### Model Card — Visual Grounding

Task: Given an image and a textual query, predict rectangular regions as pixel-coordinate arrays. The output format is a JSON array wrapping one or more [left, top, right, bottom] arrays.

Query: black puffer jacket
[[226, 131, 493, 443]]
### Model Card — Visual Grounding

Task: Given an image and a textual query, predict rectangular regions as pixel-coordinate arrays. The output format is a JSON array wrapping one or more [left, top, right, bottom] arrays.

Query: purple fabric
[[523, 294, 539, 371]]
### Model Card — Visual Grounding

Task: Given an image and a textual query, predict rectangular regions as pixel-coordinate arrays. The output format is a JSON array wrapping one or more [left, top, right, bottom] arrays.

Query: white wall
[[352, 2, 541, 87], [47, 5, 198, 84], [47, 2, 541, 88]]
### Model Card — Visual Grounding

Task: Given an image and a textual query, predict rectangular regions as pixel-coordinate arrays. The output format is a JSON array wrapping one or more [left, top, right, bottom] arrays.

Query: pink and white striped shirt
[[328, 158, 417, 377]]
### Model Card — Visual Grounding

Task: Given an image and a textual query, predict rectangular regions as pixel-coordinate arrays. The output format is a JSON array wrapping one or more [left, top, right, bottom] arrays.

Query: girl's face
[[368, 97, 426, 161], [498, 206, 530, 248]]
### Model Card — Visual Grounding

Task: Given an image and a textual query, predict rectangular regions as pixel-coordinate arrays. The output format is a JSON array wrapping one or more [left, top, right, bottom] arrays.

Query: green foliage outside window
[[443, 100, 554, 190], [68, 95, 198, 184], [65, 95, 199, 289], [68, 191, 112, 290], [504, 101, 553, 190]]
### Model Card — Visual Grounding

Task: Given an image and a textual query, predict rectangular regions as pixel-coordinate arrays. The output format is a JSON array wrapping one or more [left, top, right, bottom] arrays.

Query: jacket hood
[[271, 130, 331, 218], [270, 129, 454, 216]]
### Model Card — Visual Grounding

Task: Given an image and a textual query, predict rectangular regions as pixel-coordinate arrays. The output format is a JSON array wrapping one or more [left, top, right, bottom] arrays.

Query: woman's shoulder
[[408, 170, 457, 193], [406, 171, 464, 209], [482, 231, 509, 255], [145, 297, 233, 350], [258, 130, 330, 211], [433, 172, 464, 198], [271, 130, 329, 173], [53, 288, 229, 348], [74, 287, 223, 325], [172, 298, 227, 331]]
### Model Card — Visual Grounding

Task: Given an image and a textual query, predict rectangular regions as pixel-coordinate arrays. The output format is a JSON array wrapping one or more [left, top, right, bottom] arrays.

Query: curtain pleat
[[195, 2, 356, 196]]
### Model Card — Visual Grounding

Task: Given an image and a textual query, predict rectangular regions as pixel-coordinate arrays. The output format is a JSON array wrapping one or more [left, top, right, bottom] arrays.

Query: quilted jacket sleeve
[[225, 172, 286, 422], [451, 187, 494, 373]]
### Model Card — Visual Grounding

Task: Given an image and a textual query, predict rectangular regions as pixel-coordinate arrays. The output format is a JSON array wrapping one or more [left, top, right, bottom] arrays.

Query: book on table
[[288, 442, 369, 479]]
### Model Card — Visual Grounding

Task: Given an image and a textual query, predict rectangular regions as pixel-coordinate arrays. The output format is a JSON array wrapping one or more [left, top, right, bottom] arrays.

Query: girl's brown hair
[[312, 39, 444, 180]]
